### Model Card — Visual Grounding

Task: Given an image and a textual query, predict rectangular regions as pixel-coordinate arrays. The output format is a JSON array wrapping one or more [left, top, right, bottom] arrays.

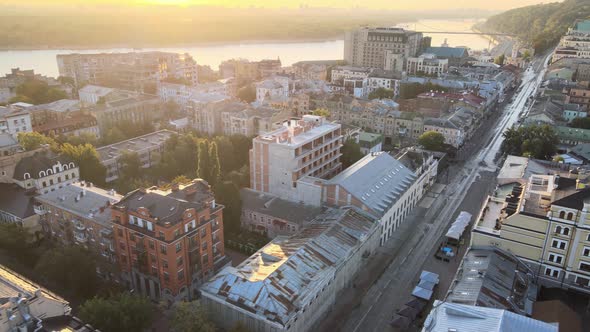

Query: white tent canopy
[[412, 286, 433, 300], [445, 211, 473, 240], [420, 270, 440, 284]]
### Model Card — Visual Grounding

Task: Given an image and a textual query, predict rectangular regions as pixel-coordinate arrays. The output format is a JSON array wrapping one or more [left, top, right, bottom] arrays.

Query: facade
[[423, 117, 465, 148], [563, 103, 587, 123], [96, 130, 175, 182], [0, 183, 39, 231], [112, 180, 229, 303], [553, 20, 590, 63], [256, 77, 290, 103], [363, 69, 402, 98], [406, 54, 449, 76], [12, 151, 79, 194], [344, 27, 423, 69], [78, 85, 115, 105], [422, 46, 469, 67], [35, 182, 122, 280], [240, 188, 322, 238], [221, 106, 291, 137], [201, 207, 380, 332], [158, 81, 230, 109], [89, 93, 162, 131], [565, 87, 590, 108], [0, 106, 32, 139], [358, 132, 382, 154], [57, 52, 198, 90], [292, 60, 341, 81], [249, 115, 342, 201], [28, 99, 100, 139]]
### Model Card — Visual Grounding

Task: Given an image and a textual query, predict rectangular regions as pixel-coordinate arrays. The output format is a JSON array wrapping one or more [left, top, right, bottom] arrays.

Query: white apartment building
[[363, 69, 402, 98], [330, 66, 372, 83], [344, 27, 423, 69], [159, 81, 231, 109], [249, 115, 342, 202], [0, 106, 32, 139], [553, 20, 590, 62], [12, 152, 80, 194], [423, 118, 465, 148], [406, 54, 449, 76], [78, 85, 114, 105], [255, 76, 290, 103]]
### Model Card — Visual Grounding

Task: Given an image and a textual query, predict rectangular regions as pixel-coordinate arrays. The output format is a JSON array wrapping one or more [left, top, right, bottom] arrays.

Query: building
[[553, 20, 590, 62], [423, 117, 465, 148], [35, 182, 122, 279], [200, 207, 380, 332], [0, 133, 20, 157], [363, 69, 402, 98], [0, 183, 39, 231], [249, 115, 342, 201], [0, 265, 73, 332], [256, 76, 290, 103], [57, 51, 198, 90], [422, 46, 468, 66], [344, 27, 423, 69], [96, 130, 174, 182], [89, 92, 162, 131], [28, 99, 100, 139], [565, 87, 590, 108], [221, 105, 291, 137], [78, 85, 115, 105], [471, 156, 590, 295], [12, 151, 79, 194], [240, 188, 322, 238], [0, 105, 32, 139], [158, 81, 230, 109], [358, 132, 382, 154], [422, 301, 558, 332], [323, 151, 436, 245], [562, 103, 587, 123], [406, 54, 449, 76], [112, 179, 229, 303], [292, 60, 342, 81], [258, 59, 283, 78]]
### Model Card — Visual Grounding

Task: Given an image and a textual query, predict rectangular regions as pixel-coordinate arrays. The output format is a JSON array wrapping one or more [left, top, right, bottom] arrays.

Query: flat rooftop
[[257, 115, 340, 148], [96, 130, 175, 162]]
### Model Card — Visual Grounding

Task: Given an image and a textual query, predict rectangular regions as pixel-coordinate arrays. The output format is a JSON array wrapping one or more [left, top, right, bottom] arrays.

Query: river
[[0, 19, 491, 78]]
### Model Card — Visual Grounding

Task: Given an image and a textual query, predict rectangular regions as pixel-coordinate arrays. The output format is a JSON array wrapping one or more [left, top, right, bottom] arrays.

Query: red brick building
[[112, 179, 229, 303]]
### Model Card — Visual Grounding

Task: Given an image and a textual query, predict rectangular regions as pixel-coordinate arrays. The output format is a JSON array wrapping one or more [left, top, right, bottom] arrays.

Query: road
[[327, 53, 553, 332]]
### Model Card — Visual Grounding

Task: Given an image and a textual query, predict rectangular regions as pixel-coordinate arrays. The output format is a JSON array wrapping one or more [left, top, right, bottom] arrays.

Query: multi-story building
[[158, 81, 231, 109], [200, 207, 380, 332], [363, 69, 402, 98], [0, 183, 39, 231], [344, 27, 423, 69], [96, 130, 174, 182], [78, 85, 115, 105], [422, 46, 469, 67], [57, 52, 198, 90], [249, 115, 342, 201], [35, 182, 122, 279], [330, 66, 372, 83], [471, 155, 590, 295], [28, 99, 100, 139], [0, 105, 32, 138], [12, 151, 79, 194], [553, 20, 590, 62], [406, 53, 449, 76], [112, 180, 229, 303], [255, 76, 290, 103], [423, 118, 465, 148], [221, 106, 291, 137], [258, 58, 282, 78], [89, 92, 162, 131], [565, 87, 590, 108], [292, 60, 342, 81]]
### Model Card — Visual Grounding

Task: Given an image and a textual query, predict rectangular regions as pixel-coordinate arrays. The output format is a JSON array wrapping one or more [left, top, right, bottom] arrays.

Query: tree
[[368, 88, 394, 100], [418, 131, 446, 151], [57, 132, 98, 146], [60, 143, 107, 186], [171, 301, 216, 332], [399, 82, 448, 100], [341, 138, 364, 169], [215, 180, 242, 234], [237, 84, 256, 103], [570, 117, 590, 129], [208, 141, 221, 187], [214, 136, 237, 173], [17, 131, 57, 151], [494, 54, 505, 66], [34, 247, 99, 299], [13, 79, 67, 104], [79, 293, 154, 332], [312, 108, 330, 117], [0, 223, 36, 265], [119, 151, 142, 181], [501, 124, 558, 160], [197, 140, 211, 182]]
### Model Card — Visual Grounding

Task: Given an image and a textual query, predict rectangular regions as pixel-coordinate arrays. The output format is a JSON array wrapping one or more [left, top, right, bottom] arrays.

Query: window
[[177, 269, 184, 281], [563, 227, 570, 236], [151, 266, 158, 276], [149, 240, 155, 249], [162, 260, 168, 268], [548, 253, 564, 264], [567, 212, 574, 220], [117, 228, 123, 236], [176, 256, 183, 266], [174, 230, 179, 238], [544, 267, 559, 278], [176, 242, 182, 253], [65, 174, 69, 180], [580, 262, 590, 273], [551, 239, 567, 250], [584, 247, 590, 257], [587, 234, 590, 242], [163, 272, 170, 281], [150, 253, 156, 262], [160, 244, 167, 254], [119, 242, 125, 250], [158, 231, 165, 240], [576, 276, 590, 287]]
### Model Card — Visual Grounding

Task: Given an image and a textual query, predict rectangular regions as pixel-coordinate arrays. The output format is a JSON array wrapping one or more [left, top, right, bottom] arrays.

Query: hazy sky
[[2, 0, 560, 11]]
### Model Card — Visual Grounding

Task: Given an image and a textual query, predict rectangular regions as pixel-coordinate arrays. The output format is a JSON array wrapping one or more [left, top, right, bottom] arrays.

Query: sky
[[1, 0, 560, 11]]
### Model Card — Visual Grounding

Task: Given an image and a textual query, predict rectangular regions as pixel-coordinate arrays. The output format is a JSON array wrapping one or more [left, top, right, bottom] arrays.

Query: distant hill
[[482, 0, 590, 52]]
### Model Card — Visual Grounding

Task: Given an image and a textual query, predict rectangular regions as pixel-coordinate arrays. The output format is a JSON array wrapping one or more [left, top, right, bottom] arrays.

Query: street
[[317, 53, 553, 332]]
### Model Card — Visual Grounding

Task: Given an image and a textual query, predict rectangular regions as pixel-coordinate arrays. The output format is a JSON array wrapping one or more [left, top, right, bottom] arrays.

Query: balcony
[[34, 205, 47, 215], [74, 221, 86, 231], [74, 232, 88, 243]]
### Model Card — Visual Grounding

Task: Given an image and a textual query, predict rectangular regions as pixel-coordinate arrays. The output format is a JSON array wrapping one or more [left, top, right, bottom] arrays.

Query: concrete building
[[158, 81, 230, 109], [256, 76, 290, 103], [0, 133, 20, 157], [112, 179, 229, 303], [362, 69, 402, 98], [200, 207, 380, 332], [78, 85, 115, 105], [292, 60, 342, 81], [344, 27, 423, 69], [96, 130, 174, 183], [35, 182, 122, 279], [240, 188, 322, 238], [563, 103, 587, 123], [471, 155, 590, 295], [28, 99, 100, 139], [12, 151, 79, 194], [0, 106, 32, 139], [422, 46, 468, 67], [221, 105, 291, 137], [406, 54, 449, 76], [57, 51, 198, 90], [249, 115, 342, 201], [358, 132, 382, 154], [553, 20, 590, 63], [89, 92, 162, 131], [0, 265, 73, 332]]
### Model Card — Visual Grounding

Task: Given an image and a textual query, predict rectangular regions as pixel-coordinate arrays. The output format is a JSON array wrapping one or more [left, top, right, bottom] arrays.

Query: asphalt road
[[325, 53, 553, 332]]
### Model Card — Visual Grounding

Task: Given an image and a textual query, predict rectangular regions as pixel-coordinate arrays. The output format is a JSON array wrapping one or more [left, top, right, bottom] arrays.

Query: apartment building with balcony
[[471, 155, 590, 295], [249, 115, 342, 202], [96, 130, 174, 182], [112, 179, 229, 303], [34, 182, 122, 277]]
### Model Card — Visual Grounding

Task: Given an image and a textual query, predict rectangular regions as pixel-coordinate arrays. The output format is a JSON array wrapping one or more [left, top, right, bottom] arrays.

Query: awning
[[420, 270, 440, 284], [412, 286, 433, 300], [418, 279, 436, 291], [445, 211, 473, 240]]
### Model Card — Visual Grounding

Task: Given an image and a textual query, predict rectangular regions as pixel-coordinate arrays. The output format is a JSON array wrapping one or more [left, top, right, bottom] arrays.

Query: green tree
[[494, 54, 505, 66], [418, 131, 446, 151], [17, 131, 57, 151], [0, 223, 36, 265], [119, 151, 142, 181], [208, 141, 221, 187], [341, 138, 364, 169], [214, 180, 242, 234], [570, 117, 590, 129], [399, 82, 448, 100], [197, 140, 211, 182], [214, 136, 237, 173], [60, 143, 107, 186], [79, 293, 154, 332], [237, 84, 256, 103], [57, 132, 98, 146], [171, 301, 216, 332], [501, 124, 558, 160], [368, 87, 395, 100], [312, 108, 330, 117], [13, 79, 67, 104]]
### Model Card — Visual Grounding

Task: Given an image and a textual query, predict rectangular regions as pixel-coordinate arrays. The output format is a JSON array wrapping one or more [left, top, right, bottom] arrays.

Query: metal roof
[[200, 207, 377, 327]]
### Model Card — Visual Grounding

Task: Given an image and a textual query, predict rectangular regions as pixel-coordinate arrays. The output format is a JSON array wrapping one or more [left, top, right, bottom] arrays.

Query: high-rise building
[[111, 179, 229, 303], [249, 115, 342, 201], [344, 27, 423, 69]]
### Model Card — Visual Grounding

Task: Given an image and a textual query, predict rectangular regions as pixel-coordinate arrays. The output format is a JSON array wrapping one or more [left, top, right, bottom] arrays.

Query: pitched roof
[[424, 46, 468, 58], [551, 189, 590, 210], [13, 151, 73, 181], [327, 152, 416, 217], [240, 189, 322, 226], [0, 183, 36, 219]]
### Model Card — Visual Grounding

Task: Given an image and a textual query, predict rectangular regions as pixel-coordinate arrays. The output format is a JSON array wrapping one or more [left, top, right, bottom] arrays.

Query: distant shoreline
[[0, 36, 347, 52]]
